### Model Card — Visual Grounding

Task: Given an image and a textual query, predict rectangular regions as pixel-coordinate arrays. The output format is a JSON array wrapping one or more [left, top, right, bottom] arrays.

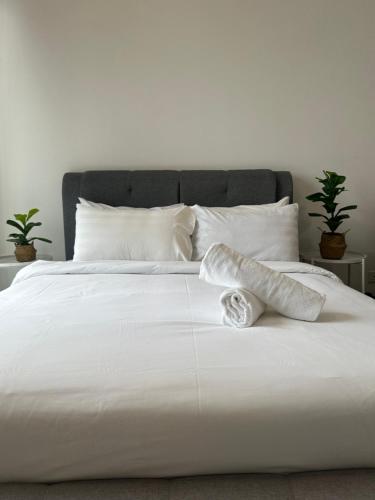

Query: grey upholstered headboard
[[62, 169, 293, 260]]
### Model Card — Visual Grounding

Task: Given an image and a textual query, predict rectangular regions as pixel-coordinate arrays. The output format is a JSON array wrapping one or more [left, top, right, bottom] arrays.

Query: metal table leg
[[347, 263, 351, 288], [362, 257, 366, 294]]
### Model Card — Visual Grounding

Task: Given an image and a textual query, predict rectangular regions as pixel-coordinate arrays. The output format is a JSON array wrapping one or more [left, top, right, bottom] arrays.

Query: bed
[[1, 169, 375, 499]]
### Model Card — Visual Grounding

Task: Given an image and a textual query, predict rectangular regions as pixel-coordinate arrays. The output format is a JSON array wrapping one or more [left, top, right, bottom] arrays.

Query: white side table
[[301, 251, 367, 294], [0, 255, 53, 291]]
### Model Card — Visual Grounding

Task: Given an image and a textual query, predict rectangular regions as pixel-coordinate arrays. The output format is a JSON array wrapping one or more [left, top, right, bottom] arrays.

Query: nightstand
[[0, 255, 53, 291], [301, 251, 367, 294]]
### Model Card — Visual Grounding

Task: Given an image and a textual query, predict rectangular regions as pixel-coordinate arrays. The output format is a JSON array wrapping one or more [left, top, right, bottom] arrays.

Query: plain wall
[[1, 0, 374, 290]]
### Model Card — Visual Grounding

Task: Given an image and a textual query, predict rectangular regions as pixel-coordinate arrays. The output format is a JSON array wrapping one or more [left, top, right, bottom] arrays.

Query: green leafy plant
[[6, 208, 52, 246], [306, 171, 357, 233]]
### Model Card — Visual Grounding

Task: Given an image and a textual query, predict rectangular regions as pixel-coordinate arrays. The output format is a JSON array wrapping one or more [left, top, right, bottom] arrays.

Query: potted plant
[[6, 208, 52, 262], [306, 171, 357, 259]]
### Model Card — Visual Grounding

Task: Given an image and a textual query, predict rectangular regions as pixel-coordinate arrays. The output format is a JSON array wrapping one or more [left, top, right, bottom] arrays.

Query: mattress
[[0, 260, 375, 482]]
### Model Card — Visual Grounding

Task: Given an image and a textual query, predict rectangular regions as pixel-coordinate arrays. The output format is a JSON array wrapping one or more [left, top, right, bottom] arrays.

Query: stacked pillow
[[191, 197, 299, 262], [74, 200, 195, 261], [73, 197, 299, 262]]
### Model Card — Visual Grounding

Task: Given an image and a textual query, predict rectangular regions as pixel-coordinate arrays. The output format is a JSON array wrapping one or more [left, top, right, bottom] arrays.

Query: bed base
[[2, 469, 374, 499]]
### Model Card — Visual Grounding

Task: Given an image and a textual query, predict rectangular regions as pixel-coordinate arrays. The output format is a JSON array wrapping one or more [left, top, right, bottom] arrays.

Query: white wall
[[1, 0, 374, 290]]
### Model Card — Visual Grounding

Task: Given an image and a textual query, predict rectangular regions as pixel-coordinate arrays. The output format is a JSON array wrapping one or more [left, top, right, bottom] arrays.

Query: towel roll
[[220, 288, 266, 328], [200, 243, 326, 322]]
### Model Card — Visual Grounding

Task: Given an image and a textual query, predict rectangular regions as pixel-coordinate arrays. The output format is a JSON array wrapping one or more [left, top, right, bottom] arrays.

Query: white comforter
[[1, 260, 375, 482]]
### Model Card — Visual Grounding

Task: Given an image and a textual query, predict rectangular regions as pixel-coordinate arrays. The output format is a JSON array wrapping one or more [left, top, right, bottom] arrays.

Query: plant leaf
[[322, 202, 338, 213], [336, 204, 357, 215], [7, 234, 28, 244], [6, 219, 24, 232], [28, 237, 52, 243], [306, 192, 327, 202], [335, 214, 350, 221], [27, 208, 39, 221], [334, 175, 346, 186], [14, 213, 27, 226], [324, 219, 342, 232], [24, 222, 42, 236], [308, 213, 329, 221]]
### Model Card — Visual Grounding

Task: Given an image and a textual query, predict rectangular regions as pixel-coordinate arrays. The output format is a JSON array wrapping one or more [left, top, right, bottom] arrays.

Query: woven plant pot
[[319, 232, 346, 260], [15, 244, 36, 263]]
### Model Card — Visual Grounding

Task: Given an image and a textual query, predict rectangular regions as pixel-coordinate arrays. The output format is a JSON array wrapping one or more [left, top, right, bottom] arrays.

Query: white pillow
[[192, 202, 299, 261], [74, 200, 196, 261], [236, 196, 289, 209]]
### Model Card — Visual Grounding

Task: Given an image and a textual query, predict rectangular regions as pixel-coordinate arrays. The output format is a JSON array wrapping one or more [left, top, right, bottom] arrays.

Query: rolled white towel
[[220, 288, 265, 328], [200, 243, 326, 322]]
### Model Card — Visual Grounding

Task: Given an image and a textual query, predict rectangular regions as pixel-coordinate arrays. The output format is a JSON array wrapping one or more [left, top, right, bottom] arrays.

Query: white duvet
[[1, 260, 375, 482]]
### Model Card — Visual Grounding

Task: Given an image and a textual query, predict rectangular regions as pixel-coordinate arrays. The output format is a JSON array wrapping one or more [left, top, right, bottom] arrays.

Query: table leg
[[347, 264, 351, 288], [362, 258, 366, 294]]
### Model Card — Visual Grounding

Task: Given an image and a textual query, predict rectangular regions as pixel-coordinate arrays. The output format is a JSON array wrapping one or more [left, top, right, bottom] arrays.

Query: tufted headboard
[[62, 169, 293, 260]]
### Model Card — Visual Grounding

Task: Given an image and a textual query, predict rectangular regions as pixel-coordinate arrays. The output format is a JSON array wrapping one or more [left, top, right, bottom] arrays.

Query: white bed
[[1, 259, 375, 483]]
